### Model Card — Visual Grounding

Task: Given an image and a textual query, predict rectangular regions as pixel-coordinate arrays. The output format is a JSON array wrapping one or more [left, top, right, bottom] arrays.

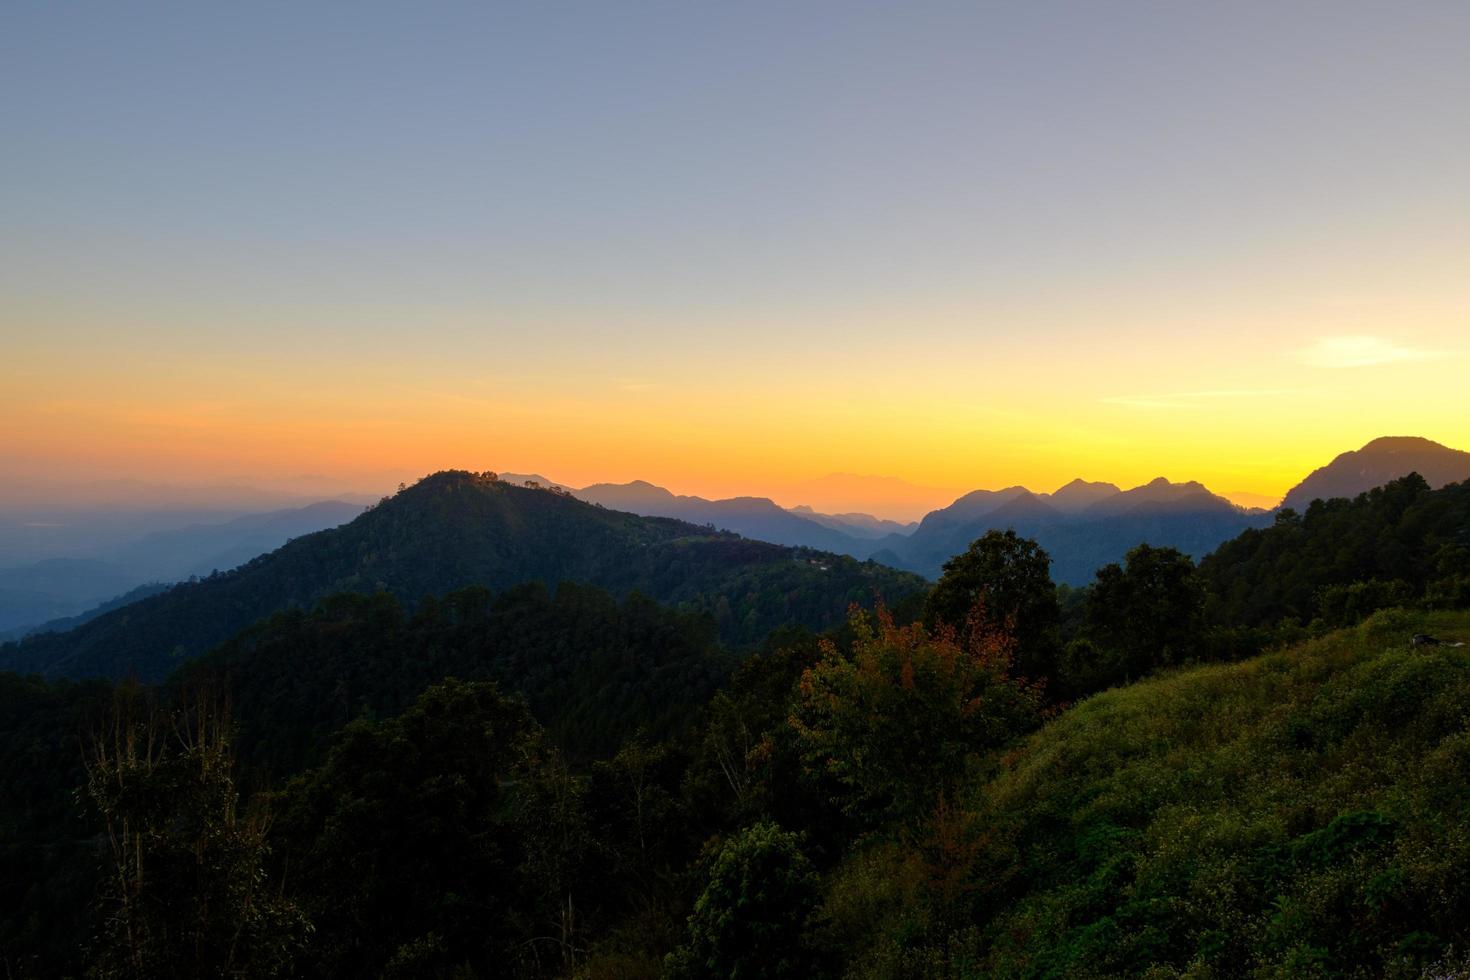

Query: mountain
[[1079, 477, 1233, 517], [882, 478, 1267, 584], [0, 502, 362, 634], [781, 472, 961, 523], [917, 486, 1032, 530], [0, 582, 172, 643], [787, 505, 917, 539], [101, 499, 364, 581], [575, 481, 874, 556], [1042, 478, 1121, 513], [1202, 472, 1470, 628], [1280, 436, 1470, 512], [0, 558, 140, 632], [0, 472, 923, 682], [499, 472, 576, 492]]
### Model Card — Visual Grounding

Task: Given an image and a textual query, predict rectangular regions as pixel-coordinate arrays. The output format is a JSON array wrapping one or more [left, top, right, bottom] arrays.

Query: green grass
[[828, 609, 1470, 979]]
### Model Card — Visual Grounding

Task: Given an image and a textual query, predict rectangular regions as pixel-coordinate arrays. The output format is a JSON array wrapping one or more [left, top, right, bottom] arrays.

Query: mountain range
[[551, 436, 1470, 583], [4, 435, 1466, 678], [0, 472, 922, 681], [0, 500, 364, 637]]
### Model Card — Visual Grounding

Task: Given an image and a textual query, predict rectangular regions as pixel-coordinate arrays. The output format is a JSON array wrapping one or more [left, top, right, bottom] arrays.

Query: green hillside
[[827, 608, 1470, 978], [1200, 475, 1470, 629], [0, 472, 923, 681]]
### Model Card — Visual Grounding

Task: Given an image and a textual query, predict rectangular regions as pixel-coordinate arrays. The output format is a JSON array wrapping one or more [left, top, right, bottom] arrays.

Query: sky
[[3, 2, 1468, 519]]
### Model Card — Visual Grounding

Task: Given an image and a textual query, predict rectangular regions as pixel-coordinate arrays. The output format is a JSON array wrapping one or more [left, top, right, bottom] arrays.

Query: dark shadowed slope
[[0, 471, 924, 682], [1281, 436, 1470, 512]]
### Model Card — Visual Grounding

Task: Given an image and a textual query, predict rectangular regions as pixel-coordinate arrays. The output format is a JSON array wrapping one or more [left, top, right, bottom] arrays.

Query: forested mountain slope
[[1200, 474, 1470, 628], [0, 472, 923, 682], [181, 583, 734, 770]]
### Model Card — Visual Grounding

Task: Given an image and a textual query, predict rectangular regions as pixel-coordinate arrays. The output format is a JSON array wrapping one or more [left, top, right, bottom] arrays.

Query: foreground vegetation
[[822, 608, 1470, 977], [2, 474, 1469, 977]]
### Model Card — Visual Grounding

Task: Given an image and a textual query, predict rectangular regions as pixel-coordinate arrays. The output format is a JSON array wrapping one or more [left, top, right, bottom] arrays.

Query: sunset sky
[[4, 3, 1468, 519]]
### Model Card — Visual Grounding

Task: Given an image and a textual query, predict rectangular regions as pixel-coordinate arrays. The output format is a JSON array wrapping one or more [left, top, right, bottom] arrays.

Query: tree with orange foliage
[[789, 603, 1042, 827]]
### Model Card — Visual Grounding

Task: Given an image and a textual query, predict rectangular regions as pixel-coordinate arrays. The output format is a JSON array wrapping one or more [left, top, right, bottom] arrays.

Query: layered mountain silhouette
[[0, 500, 363, 636], [575, 481, 874, 556], [1280, 436, 1470, 512], [0, 472, 923, 682], [875, 477, 1269, 584], [520, 472, 1280, 586], [786, 505, 917, 539]]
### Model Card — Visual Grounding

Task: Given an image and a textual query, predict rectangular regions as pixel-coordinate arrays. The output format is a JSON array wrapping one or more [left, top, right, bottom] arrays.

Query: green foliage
[[271, 678, 549, 977], [925, 529, 1062, 682], [828, 608, 1470, 977], [1201, 474, 1470, 628], [1316, 579, 1414, 629], [8, 479, 1470, 978], [791, 606, 1041, 826], [184, 582, 731, 770], [1064, 544, 1205, 694], [665, 822, 822, 980]]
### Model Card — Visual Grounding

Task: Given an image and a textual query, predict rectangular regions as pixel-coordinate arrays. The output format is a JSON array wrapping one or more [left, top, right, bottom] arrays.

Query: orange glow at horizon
[[5, 306, 1466, 520]]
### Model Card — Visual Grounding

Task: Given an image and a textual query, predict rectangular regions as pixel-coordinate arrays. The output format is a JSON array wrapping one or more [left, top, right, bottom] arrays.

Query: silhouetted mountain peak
[[1360, 435, 1449, 454], [1281, 436, 1470, 511], [1045, 479, 1122, 514]]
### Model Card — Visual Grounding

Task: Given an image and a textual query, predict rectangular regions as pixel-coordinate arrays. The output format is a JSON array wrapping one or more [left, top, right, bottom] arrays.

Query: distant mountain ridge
[[574, 481, 873, 556], [1280, 436, 1470, 512], [0, 472, 923, 682], [879, 477, 1267, 584], [539, 471, 1272, 585], [0, 500, 364, 636], [787, 505, 917, 539]]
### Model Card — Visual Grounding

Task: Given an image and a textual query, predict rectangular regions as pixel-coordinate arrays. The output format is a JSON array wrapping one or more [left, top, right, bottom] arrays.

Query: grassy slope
[[834, 609, 1470, 979]]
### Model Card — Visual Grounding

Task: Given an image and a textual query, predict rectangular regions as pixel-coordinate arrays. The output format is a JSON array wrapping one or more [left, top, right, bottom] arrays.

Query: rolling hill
[[0, 471, 923, 682]]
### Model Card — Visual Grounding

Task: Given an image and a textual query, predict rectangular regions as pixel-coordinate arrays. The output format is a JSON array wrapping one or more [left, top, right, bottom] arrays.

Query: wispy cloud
[[1300, 335, 1444, 369], [1101, 388, 1304, 411], [616, 378, 657, 391]]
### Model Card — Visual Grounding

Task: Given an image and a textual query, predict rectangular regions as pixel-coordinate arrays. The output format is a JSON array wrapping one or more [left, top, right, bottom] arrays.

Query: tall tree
[[925, 529, 1062, 684], [1066, 544, 1205, 693], [791, 606, 1041, 826]]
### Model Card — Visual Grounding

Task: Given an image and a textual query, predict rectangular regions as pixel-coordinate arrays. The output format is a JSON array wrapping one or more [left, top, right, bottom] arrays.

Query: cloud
[[1300, 335, 1443, 369], [1101, 388, 1304, 411]]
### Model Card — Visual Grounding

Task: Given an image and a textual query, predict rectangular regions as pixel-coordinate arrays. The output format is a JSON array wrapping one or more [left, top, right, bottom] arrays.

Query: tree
[[1068, 544, 1204, 692], [272, 679, 547, 977], [790, 605, 1041, 825], [665, 822, 821, 980], [925, 529, 1061, 684], [83, 684, 306, 979]]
